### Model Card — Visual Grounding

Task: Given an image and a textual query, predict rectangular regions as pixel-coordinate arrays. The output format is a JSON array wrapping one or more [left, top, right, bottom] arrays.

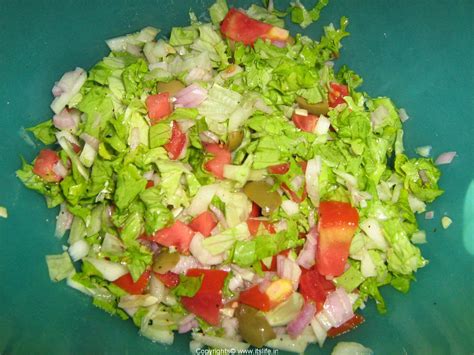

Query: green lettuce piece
[[27, 120, 57, 145], [122, 245, 153, 281], [191, 24, 229, 68], [45, 252, 75, 282], [60, 175, 87, 206], [367, 250, 391, 285], [291, 0, 329, 28], [140, 187, 173, 234], [202, 222, 250, 255], [16, 160, 64, 208], [149, 121, 172, 148], [155, 160, 192, 208], [209, 0, 228, 24], [334, 264, 365, 292], [114, 164, 147, 210], [246, 4, 285, 28], [120, 210, 144, 245], [314, 17, 349, 62], [172, 275, 203, 297], [77, 85, 114, 138], [337, 65, 363, 90], [121, 60, 148, 101], [169, 26, 198, 46], [359, 277, 386, 314], [390, 274, 412, 293]]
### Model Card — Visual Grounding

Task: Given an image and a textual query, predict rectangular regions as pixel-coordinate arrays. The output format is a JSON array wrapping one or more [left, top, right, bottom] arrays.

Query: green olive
[[235, 304, 276, 348], [296, 96, 329, 116], [157, 80, 185, 96], [227, 130, 244, 151], [265, 292, 304, 326], [152, 249, 180, 274], [243, 181, 281, 216]]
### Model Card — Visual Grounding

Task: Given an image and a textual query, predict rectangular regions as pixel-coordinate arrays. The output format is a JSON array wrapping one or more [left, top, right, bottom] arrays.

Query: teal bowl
[[0, 1, 472, 354]]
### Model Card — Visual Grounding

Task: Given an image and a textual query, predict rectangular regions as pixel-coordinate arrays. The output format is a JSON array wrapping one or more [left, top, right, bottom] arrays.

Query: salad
[[17, 0, 444, 353]]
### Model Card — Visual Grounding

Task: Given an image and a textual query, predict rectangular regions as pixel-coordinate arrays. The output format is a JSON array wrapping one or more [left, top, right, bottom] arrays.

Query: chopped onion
[[199, 130, 220, 144], [118, 295, 158, 309], [277, 255, 301, 290], [297, 227, 318, 269], [149, 274, 166, 303], [332, 342, 373, 355], [435, 151, 457, 165], [314, 115, 331, 135], [398, 108, 409, 122], [50, 68, 87, 114], [411, 230, 427, 244], [418, 169, 430, 185], [101, 233, 125, 255], [281, 200, 299, 216], [55, 203, 73, 238], [287, 302, 316, 338], [176, 119, 195, 133], [178, 314, 199, 334], [441, 216, 453, 229], [295, 108, 308, 116], [187, 184, 219, 216], [274, 220, 288, 232], [290, 175, 305, 192], [53, 108, 80, 131], [359, 219, 388, 250], [305, 156, 322, 207], [272, 40, 287, 48], [322, 288, 354, 328], [190, 232, 225, 265], [408, 194, 426, 213], [210, 204, 228, 229], [142, 170, 155, 180], [174, 83, 208, 108], [310, 317, 328, 347], [360, 249, 377, 278], [415, 145, 432, 157], [222, 317, 239, 338], [425, 210, 435, 220], [68, 240, 90, 261], [371, 105, 389, 127], [129, 127, 141, 150], [79, 133, 99, 151], [84, 257, 128, 281], [254, 98, 273, 114], [53, 160, 68, 179], [170, 255, 202, 274]]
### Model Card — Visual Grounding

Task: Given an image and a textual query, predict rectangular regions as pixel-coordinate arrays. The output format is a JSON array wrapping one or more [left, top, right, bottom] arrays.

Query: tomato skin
[[247, 218, 276, 236], [316, 201, 359, 277], [32, 149, 63, 182], [220, 8, 273, 46], [181, 269, 228, 325], [203, 143, 231, 179], [189, 211, 218, 237], [154, 271, 180, 289], [238, 285, 271, 311], [298, 268, 335, 311], [281, 183, 307, 203], [145, 180, 154, 189], [327, 314, 365, 337], [292, 113, 319, 133], [249, 202, 261, 217], [164, 121, 186, 160], [146, 92, 172, 124], [328, 83, 349, 108], [151, 220, 195, 253], [268, 163, 290, 175], [113, 270, 151, 295]]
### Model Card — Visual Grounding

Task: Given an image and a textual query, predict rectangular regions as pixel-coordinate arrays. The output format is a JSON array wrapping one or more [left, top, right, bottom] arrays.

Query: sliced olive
[[243, 181, 281, 216], [235, 304, 276, 348], [227, 130, 244, 151], [152, 249, 180, 274], [296, 96, 329, 116], [157, 80, 185, 96]]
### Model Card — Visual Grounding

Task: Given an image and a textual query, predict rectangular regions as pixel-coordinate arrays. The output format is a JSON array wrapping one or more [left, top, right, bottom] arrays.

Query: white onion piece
[[210, 204, 228, 229], [371, 105, 389, 128], [332, 342, 373, 355], [281, 200, 299, 216], [254, 98, 273, 114], [314, 115, 331, 135], [55, 203, 74, 238], [435, 151, 457, 165], [178, 314, 199, 334], [398, 108, 409, 122], [287, 302, 316, 338], [142, 170, 155, 180], [53, 108, 80, 131], [199, 130, 220, 144], [118, 295, 158, 309], [310, 317, 328, 347], [297, 228, 318, 269], [170, 255, 202, 274], [50, 68, 87, 114], [53, 160, 68, 179], [79, 133, 99, 151], [277, 255, 301, 290], [305, 156, 322, 207], [360, 249, 377, 278], [272, 40, 287, 48], [425, 211, 435, 220], [84, 257, 129, 281], [149, 274, 166, 303], [187, 184, 219, 216], [176, 119, 195, 133], [322, 288, 354, 328], [290, 175, 305, 192], [222, 317, 239, 338], [190, 232, 225, 266], [274, 220, 288, 232], [174, 83, 208, 108], [68, 240, 90, 261], [129, 127, 141, 150], [359, 219, 388, 250]]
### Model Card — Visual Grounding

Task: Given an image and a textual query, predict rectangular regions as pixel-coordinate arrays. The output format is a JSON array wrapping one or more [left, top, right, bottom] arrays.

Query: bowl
[[0, 0, 472, 354]]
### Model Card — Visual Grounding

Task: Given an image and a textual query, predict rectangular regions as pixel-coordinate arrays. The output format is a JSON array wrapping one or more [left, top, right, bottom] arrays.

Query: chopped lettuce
[[45, 252, 75, 282]]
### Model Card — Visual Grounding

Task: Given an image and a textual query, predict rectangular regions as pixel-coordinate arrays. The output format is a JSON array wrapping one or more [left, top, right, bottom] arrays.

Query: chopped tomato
[[146, 92, 172, 124], [281, 183, 307, 203], [299, 161, 308, 173], [181, 269, 228, 325], [239, 285, 272, 311], [145, 180, 154, 189], [203, 143, 231, 179], [189, 211, 217, 237], [268, 163, 290, 175], [328, 314, 365, 337], [261, 249, 290, 272], [72, 143, 82, 154], [164, 121, 187, 160], [151, 220, 195, 253], [316, 201, 359, 277], [113, 270, 151, 295], [249, 202, 261, 217], [292, 112, 319, 133], [32, 149, 63, 182], [247, 218, 276, 236], [221, 8, 289, 46], [299, 268, 335, 311], [328, 83, 349, 108], [154, 271, 180, 289]]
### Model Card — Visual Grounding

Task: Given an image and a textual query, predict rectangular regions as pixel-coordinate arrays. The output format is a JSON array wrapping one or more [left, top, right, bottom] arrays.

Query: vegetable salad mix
[[17, 0, 444, 353]]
